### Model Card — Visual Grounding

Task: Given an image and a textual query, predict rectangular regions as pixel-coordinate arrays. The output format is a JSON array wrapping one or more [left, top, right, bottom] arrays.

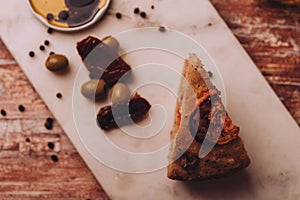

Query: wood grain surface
[[0, 1, 299, 199], [212, 0, 300, 125]]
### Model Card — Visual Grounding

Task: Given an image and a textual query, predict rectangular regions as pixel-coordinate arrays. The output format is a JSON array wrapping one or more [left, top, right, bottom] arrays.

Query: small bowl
[[27, 0, 111, 32]]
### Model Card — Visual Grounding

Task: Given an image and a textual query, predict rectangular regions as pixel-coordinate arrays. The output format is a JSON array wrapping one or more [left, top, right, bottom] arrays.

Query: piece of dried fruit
[[76, 36, 131, 86], [97, 93, 151, 130], [189, 91, 239, 145]]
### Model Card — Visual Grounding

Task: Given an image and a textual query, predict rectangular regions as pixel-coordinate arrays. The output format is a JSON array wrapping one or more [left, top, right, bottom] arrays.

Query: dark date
[[97, 94, 151, 130], [76, 36, 131, 86]]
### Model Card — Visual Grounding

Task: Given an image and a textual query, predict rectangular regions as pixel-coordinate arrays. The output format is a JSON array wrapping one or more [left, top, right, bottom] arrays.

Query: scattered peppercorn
[[115, 12, 122, 19], [151, 5, 155, 9], [29, 51, 35, 57], [18, 105, 25, 112], [51, 155, 59, 162], [26, 138, 30, 143], [45, 123, 53, 130], [140, 12, 147, 18], [44, 40, 50, 46], [49, 51, 55, 55], [44, 117, 54, 130], [40, 45, 45, 51], [48, 142, 55, 149], [208, 22, 212, 26], [47, 117, 54, 123], [47, 27, 54, 34], [46, 13, 54, 21], [159, 26, 166, 32], [58, 10, 69, 20], [1, 109, 7, 116], [56, 93, 62, 99], [208, 71, 213, 77], [134, 8, 140, 14]]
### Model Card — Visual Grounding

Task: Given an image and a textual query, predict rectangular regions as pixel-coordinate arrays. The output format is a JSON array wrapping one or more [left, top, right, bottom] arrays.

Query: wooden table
[[0, 1, 299, 199]]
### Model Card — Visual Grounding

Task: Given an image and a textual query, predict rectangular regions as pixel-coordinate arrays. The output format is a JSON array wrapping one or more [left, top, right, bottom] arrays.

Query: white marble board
[[0, 0, 300, 199]]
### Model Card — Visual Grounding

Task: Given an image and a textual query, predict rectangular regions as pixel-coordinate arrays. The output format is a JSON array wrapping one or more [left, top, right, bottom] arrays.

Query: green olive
[[81, 79, 106, 100], [111, 83, 130, 104], [102, 35, 119, 51], [45, 54, 69, 72]]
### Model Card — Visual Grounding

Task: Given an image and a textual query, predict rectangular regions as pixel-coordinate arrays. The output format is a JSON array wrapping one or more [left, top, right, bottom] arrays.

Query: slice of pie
[[167, 54, 250, 181]]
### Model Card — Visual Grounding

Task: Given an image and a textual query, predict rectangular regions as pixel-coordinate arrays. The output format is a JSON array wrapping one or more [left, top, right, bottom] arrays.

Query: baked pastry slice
[[167, 54, 250, 181]]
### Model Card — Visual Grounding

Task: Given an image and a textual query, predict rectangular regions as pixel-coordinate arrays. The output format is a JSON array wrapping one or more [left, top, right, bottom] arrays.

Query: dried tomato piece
[[97, 94, 151, 130], [189, 97, 210, 143], [76, 36, 131, 86], [189, 91, 239, 145]]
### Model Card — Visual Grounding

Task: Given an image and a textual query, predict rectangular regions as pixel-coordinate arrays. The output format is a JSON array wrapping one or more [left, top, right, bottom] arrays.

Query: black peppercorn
[[159, 26, 166, 32], [29, 51, 35, 57], [48, 142, 55, 149], [58, 10, 69, 21], [44, 40, 50, 46], [46, 13, 54, 21], [26, 138, 30, 143], [45, 123, 53, 130], [49, 51, 55, 55], [47, 28, 54, 34], [1, 109, 7, 116], [134, 8, 140, 14], [51, 155, 59, 162], [44, 117, 54, 130], [40, 45, 45, 51], [18, 105, 25, 112], [46, 117, 54, 123], [151, 5, 155, 9], [115, 12, 122, 19], [56, 93, 62, 99], [140, 12, 146, 18]]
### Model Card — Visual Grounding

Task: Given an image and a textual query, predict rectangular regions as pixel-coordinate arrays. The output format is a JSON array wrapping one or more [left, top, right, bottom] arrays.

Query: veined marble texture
[[0, 0, 299, 199]]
